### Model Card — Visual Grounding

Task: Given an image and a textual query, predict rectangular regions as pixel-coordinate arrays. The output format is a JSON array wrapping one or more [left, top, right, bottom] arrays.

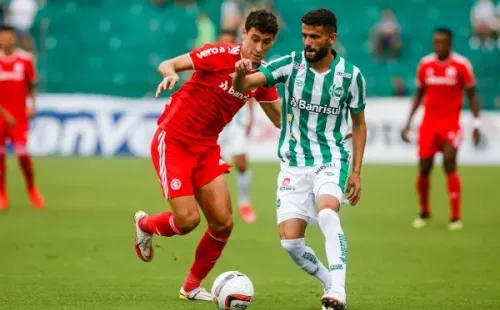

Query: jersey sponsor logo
[[195, 46, 227, 59], [293, 62, 305, 70], [336, 71, 352, 78], [219, 79, 250, 101], [314, 163, 333, 175], [425, 67, 457, 85], [0, 62, 24, 81], [291, 97, 339, 115]]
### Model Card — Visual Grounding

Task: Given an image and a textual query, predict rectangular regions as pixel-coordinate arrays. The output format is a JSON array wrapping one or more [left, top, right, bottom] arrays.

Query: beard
[[304, 45, 330, 63]]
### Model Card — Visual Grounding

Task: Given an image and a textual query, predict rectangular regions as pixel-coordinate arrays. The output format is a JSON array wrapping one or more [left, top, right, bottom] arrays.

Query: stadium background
[[1, 0, 500, 309]]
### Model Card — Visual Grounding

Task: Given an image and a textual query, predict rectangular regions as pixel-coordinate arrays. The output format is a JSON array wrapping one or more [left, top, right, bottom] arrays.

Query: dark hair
[[0, 25, 16, 33], [219, 29, 237, 38], [244, 9, 279, 35], [434, 27, 453, 40], [302, 8, 337, 33]]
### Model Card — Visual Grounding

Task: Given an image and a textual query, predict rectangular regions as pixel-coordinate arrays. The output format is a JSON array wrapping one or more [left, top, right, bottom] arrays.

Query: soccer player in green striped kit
[[233, 8, 367, 310]]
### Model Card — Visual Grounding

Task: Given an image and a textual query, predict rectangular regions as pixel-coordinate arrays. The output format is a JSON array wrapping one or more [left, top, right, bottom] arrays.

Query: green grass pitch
[[1, 158, 499, 309]]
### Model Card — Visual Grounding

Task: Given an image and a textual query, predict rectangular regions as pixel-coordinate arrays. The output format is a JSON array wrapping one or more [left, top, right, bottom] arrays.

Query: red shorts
[[0, 120, 28, 154], [150, 127, 231, 199], [418, 122, 461, 158]]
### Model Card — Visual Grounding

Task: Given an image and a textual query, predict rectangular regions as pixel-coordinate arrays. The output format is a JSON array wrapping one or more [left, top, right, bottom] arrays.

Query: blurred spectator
[[151, 0, 167, 8], [3, 0, 39, 52], [221, 0, 243, 32], [470, 0, 499, 50], [194, 12, 216, 47], [0, 0, 7, 26], [218, 29, 237, 44], [391, 75, 407, 97], [371, 9, 401, 59]]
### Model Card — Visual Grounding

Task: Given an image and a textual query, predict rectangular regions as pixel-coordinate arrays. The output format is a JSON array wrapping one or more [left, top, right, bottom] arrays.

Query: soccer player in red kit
[[132, 10, 282, 301], [401, 28, 481, 230], [0, 25, 44, 210]]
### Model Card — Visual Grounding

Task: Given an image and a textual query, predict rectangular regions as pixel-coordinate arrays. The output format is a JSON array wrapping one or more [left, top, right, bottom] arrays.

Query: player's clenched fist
[[235, 59, 253, 75], [155, 74, 179, 99]]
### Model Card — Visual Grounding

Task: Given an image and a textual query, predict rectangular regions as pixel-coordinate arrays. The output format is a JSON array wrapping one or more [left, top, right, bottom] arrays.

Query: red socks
[[139, 211, 183, 237], [18, 154, 34, 189], [417, 173, 430, 216], [182, 229, 230, 292], [446, 171, 461, 221], [0, 153, 5, 193]]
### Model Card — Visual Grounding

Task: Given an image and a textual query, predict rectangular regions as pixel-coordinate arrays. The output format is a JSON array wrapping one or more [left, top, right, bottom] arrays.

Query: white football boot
[[321, 288, 347, 310], [448, 220, 463, 231], [133, 211, 154, 262], [179, 287, 213, 302]]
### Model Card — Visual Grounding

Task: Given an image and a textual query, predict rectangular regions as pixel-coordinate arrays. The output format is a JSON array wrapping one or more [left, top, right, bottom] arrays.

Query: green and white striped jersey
[[258, 50, 366, 167]]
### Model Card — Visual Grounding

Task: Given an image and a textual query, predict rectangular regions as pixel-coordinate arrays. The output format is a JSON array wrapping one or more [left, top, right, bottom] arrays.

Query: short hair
[[434, 27, 453, 40], [0, 25, 16, 33], [219, 29, 237, 38], [244, 9, 279, 36], [302, 8, 337, 33]]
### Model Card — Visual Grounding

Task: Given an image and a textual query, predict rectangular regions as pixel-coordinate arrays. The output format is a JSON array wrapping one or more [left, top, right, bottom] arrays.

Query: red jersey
[[0, 49, 36, 120], [416, 52, 475, 125], [157, 43, 279, 145]]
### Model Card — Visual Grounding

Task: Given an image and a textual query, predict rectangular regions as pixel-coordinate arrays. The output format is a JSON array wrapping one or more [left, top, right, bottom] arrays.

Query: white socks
[[236, 170, 251, 205], [318, 208, 347, 296], [281, 238, 332, 290]]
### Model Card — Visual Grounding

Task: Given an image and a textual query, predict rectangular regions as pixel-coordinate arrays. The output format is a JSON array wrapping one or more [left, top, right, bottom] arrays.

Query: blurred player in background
[[0, 25, 44, 210], [401, 27, 481, 231], [217, 28, 258, 223], [133, 10, 281, 302], [233, 9, 367, 310]]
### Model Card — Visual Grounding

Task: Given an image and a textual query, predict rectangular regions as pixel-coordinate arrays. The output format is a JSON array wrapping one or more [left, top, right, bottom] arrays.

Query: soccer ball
[[211, 271, 254, 310]]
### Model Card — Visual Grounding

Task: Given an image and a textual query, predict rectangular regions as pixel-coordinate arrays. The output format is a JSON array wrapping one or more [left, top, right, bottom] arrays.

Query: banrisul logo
[[291, 97, 339, 115]]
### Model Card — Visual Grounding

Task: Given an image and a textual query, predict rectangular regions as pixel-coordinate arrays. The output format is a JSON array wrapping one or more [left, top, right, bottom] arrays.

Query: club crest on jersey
[[329, 85, 344, 99], [445, 66, 457, 77]]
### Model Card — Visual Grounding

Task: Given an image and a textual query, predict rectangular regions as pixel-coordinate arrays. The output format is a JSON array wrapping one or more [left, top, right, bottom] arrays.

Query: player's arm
[[346, 70, 367, 206], [258, 99, 282, 128], [463, 60, 481, 146], [401, 61, 426, 143], [233, 53, 294, 92], [155, 54, 193, 98], [25, 56, 37, 118]]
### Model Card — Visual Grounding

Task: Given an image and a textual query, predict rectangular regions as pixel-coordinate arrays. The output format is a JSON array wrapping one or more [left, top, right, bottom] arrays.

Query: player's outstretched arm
[[465, 86, 481, 146], [401, 86, 425, 143], [155, 54, 194, 98], [233, 59, 268, 93], [346, 110, 367, 206], [259, 99, 282, 128]]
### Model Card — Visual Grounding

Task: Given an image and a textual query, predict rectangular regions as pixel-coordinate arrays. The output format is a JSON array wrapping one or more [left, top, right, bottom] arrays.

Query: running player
[[0, 25, 44, 210], [401, 27, 481, 230], [133, 10, 281, 301], [233, 9, 367, 310]]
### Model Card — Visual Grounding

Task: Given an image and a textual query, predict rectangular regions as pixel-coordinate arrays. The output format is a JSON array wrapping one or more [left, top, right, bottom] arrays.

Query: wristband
[[472, 118, 481, 129]]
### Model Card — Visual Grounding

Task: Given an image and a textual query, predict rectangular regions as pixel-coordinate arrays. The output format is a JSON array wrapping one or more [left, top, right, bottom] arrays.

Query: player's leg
[[413, 124, 437, 228], [10, 122, 44, 209], [277, 167, 333, 295], [233, 153, 255, 223], [0, 124, 7, 210], [133, 129, 200, 262], [441, 129, 463, 230], [313, 163, 348, 310], [177, 145, 234, 301]]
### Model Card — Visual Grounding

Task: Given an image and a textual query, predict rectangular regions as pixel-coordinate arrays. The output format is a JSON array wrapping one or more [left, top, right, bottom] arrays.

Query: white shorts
[[276, 161, 350, 226], [219, 104, 250, 159]]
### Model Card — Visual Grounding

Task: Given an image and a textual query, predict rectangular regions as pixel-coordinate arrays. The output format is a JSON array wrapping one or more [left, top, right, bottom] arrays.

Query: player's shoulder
[[418, 53, 437, 66], [14, 49, 35, 62], [338, 56, 362, 79], [450, 52, 473, 67]]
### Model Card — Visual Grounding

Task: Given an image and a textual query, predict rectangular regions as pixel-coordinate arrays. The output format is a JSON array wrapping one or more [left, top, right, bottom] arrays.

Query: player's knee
[[208, 216, 233, 234], [176, 212, 201, 233], [280, 238, 304, 254], [443, 160, 456, 174]]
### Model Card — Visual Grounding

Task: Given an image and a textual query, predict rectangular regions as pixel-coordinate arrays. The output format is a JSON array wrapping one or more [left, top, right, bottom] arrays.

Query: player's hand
[[472, 128, 481, 147], [400, 125, 411, 143], [155, 74, 179, 99], [345, 172, 361, 206], [235, 59, 253, 76]]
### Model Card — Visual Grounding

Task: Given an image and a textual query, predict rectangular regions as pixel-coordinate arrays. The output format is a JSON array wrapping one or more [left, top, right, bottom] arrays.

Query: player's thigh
[[9, 121, 29, 155], [276, 166, 315, 227], [150, 128, 196, 199], [195, 174, 233, 233], [418, 123, 439, 159], [278, 218, 308, 240], [312, 162, 346, 212], [439, 127, 461, 157], [0, 123, 8, 152]]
